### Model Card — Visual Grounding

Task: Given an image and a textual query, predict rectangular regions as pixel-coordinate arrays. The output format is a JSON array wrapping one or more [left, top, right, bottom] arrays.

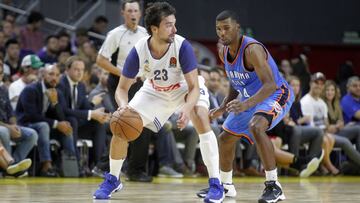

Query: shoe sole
[[6, 159, 32, 175], [258, 193, 286, 203], [198, 187, 236, 198], [204, 192, 225, 203], [300, 150, 325, 178], [93, 182, 123, 199]]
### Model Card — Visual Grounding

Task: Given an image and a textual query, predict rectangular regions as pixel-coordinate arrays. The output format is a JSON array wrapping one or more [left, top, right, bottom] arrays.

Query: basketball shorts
[[222, 84, 294, 144], [129, 76, 210, 132]]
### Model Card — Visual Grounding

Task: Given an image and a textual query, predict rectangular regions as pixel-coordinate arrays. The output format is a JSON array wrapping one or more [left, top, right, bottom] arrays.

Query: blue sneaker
[[93, 173, 123, 199], [204, 178, 225, 203]]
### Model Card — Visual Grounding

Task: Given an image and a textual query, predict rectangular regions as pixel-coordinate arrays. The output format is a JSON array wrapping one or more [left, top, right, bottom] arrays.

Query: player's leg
[[190, 105, 224, 203]]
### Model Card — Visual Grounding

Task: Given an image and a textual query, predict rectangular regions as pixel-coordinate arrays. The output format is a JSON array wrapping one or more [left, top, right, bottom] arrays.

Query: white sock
[[265, 168, 278, 181], [220, 170, 233, 184], [110, 158, 124, 180], [199, 131, 220, 179]]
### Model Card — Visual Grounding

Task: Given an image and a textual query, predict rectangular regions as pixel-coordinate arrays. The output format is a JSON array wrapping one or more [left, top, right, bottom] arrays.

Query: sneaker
[[93, 173, 123, 199], [6, 159, 32, 175], [299, 149, 324, 178], [258, 181, 285, 203], [197, 182, 236, 199], [158, 166, 184, 178], [204, 178, 224, 203]]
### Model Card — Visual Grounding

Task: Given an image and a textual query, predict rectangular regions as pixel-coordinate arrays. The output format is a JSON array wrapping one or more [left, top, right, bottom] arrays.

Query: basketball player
[[209, 10, 295, 203], [94, 2, 224, 202], [96, 0, 152, 182]]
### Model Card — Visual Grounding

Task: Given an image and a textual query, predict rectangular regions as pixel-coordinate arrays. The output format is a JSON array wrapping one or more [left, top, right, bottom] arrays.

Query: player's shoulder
[[174, 34, 186, 44]]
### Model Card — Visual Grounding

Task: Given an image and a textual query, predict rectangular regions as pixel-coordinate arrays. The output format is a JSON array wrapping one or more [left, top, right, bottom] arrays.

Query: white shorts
[[129, 76, 209, 132]]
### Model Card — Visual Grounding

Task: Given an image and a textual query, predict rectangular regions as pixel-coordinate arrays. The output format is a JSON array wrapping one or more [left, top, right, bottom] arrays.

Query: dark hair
[[121, 0, 141, 10], [65, 56, 84, 69], [27, 11, 44, 24], [76, 28, 88, 37], [144, 1, 176, 35], [216, 10, 239, 23], [94, 15, 108, 24], [5, 39, 19, 49], [45, 35, 58, 45], [57, 31, 71, 39]]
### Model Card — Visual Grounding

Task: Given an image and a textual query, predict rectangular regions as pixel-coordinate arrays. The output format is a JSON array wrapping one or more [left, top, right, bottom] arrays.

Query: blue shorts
[[222, 84, 294, 144]]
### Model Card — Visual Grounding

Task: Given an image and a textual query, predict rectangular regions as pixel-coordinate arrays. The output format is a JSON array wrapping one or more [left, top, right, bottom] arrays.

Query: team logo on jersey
[[169, 57, 177, 68], [144, 60, 151, 73], [272, 101, 282, 114]]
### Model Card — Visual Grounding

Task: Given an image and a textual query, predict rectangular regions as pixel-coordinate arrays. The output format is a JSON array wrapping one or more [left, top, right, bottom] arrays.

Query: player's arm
[[210, 83, 239, 119], [243, 44, 276, 109], [115, 47, 139, 108], [183, 69, 200, 111]]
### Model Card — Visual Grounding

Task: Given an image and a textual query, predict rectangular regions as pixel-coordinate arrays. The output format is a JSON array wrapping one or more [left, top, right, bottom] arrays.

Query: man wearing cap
[[8, 54, 43, 109]]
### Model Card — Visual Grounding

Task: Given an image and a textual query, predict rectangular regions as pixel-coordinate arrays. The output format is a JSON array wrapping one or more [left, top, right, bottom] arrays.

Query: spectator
[[19, 11, 45, 53], [57, 31, 71, 52], [279, 59, 293, 81], [341, 76, 360, 124], [301, 72, 360, 175], [322, 80, 360, 152], [57, 50, 71, 73], [88, 69, 115, 113], [336, 61, 355, 97], [72, 28, 89, 54], [0, 140, 31, 177], [3, 39, 20, 80], [0, 31, 6, 57], [88, 15, 108, 49], [16, 64, 75, 177], [2, 20, 17, 42], [57, 56, 108, 166], [37, 35, 59, 64], [0, 59, 37, 177], [8, 54, 43, 109]]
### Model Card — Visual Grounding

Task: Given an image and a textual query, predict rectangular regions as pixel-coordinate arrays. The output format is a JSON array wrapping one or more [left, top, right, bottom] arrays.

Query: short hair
[[94, 15, 108, 24], [121, 0, 141, 10], [347, 76, 360, 88], [65, 56, 84, 69], [5, 39, 19, 49], [57, 31, 71, 39], [144, 1, 176, 35], [45, 35, 58, 45], [27, 11, 44, 24], [216, 10, 240, 23]]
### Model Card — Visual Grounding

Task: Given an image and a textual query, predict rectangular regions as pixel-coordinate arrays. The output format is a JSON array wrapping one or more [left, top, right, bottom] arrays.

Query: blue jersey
[[223, 36, 287, 101]]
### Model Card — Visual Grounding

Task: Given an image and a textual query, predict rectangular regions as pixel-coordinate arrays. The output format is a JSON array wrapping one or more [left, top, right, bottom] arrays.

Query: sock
[[265, 168, 278, 181], [199, 131, 220, 179], [220, 170, 233, 184], [109, 158, 124, 180]]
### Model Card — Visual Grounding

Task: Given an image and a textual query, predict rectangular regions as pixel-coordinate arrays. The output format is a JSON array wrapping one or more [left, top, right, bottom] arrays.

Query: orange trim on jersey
[[241, 41, 269, 72], [222, 126, 254, 144], [150, 79, 181, 92], [225, 35, 244, 66]]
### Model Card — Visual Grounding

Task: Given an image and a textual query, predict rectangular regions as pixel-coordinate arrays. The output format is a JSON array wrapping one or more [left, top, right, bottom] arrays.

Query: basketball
[[110, 108, 143, 141]]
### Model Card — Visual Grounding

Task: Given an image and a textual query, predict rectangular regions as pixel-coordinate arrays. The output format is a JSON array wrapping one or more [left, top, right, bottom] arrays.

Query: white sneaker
[[223, 183, 237, 197], [300, 150, 324, 178]]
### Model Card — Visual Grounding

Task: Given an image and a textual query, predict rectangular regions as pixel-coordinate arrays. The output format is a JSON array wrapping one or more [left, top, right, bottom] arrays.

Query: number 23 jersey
[[122, 34, 198, 91]]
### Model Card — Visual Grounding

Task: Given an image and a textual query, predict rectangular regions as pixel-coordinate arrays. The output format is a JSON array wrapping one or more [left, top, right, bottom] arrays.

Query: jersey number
[[154, 69, 168, 81], [243, 88, 250, 98]]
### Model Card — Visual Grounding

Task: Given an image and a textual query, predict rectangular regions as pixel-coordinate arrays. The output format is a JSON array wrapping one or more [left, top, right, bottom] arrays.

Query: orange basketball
[[110, 108, 143, 141]]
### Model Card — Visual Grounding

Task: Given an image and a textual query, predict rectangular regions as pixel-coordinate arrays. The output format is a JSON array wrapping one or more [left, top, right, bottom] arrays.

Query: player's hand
[[177, 107, 190, 130], [117, 104, 131, 111], [209, 107, 225, 120], [226, 99, 248, 114]]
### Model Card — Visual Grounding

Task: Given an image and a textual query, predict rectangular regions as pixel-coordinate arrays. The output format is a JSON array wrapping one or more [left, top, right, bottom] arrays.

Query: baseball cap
[[311, 72, 326, 82], [21, 55, 44, 69]]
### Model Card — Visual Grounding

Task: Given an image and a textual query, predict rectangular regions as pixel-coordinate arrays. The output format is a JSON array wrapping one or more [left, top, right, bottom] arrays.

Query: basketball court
[[0, 176, 359, 202]]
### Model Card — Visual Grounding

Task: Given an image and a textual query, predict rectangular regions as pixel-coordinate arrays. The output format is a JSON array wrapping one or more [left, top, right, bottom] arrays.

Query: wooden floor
[[0, 176, 359, 202]]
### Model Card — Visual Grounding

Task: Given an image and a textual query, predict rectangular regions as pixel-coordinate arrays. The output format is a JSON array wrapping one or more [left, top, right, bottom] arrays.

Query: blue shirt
[[340, 93, 360, 123]]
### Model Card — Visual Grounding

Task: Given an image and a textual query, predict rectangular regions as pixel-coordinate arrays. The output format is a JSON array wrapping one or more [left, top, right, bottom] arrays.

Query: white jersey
[[123, 34, 208, 132], [122, 34, 198, 92], [98, 25, 148, 71]]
